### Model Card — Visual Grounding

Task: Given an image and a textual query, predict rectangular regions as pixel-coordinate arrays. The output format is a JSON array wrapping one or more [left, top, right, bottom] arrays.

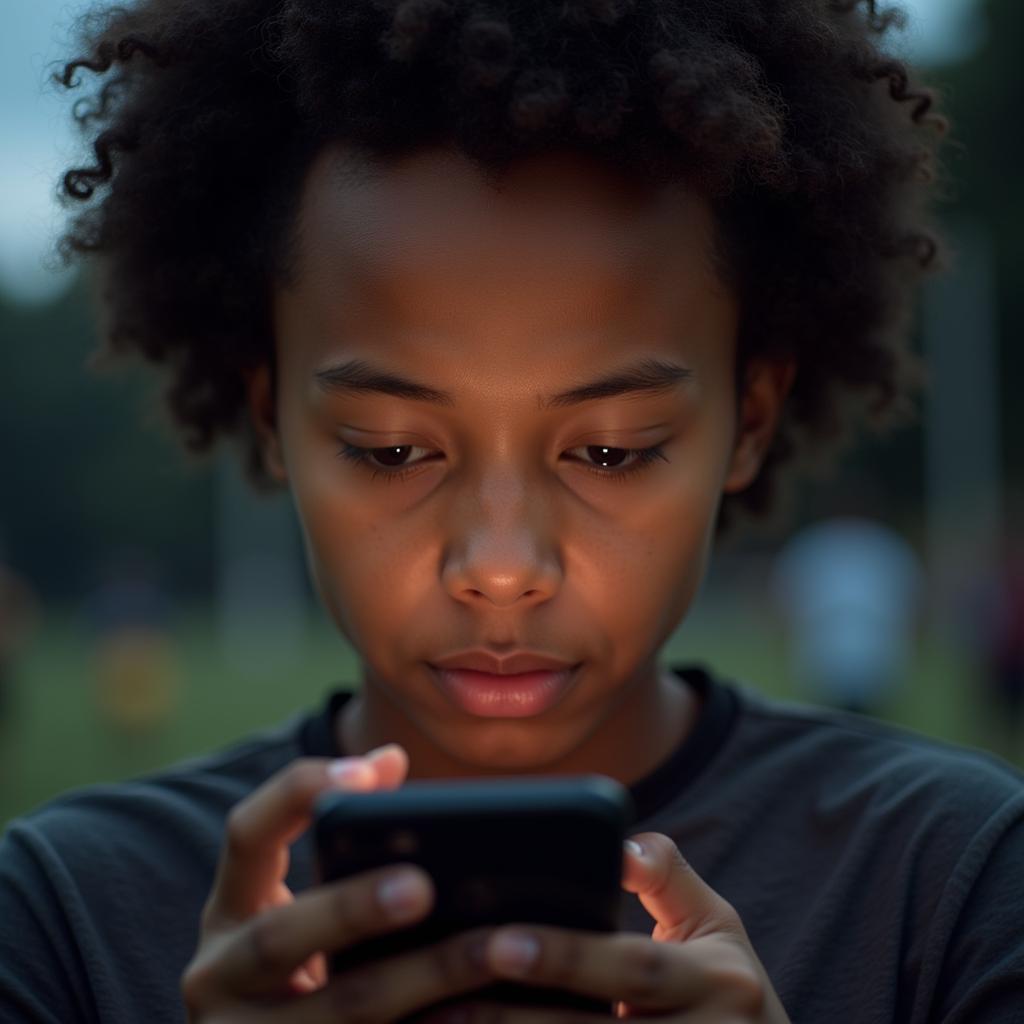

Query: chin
[[434, 722, 579, 774]]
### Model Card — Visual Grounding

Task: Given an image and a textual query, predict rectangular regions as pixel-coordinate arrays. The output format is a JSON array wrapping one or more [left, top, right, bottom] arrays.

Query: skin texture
[[247, 143, 794, 786]]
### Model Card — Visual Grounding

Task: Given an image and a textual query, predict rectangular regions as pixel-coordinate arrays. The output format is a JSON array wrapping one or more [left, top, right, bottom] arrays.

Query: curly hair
[[54, 0, 949, 531]]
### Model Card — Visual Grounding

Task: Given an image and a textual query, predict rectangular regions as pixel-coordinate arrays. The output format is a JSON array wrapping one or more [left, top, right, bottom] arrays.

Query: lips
[[430, 649, 577, 675], [429, 664, 580, 718]]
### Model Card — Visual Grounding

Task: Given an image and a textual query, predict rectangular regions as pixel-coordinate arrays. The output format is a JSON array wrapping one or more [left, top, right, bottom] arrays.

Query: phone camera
[[390, 829, 419, 855], [332, 835, 355, 857], [457, 878, 496, 914]]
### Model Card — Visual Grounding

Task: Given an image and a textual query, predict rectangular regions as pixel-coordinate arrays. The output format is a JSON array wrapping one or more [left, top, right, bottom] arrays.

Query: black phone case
[[314, 774, 635, 1019]]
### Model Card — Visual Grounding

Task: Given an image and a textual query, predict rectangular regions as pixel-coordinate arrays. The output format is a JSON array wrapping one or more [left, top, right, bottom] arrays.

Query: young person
[[2, 0, 1022, 1021]]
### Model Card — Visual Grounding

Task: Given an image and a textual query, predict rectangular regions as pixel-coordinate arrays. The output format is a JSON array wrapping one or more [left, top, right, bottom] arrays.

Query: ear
[[244, 363, 289, 484], [722, 358, 796, 494]]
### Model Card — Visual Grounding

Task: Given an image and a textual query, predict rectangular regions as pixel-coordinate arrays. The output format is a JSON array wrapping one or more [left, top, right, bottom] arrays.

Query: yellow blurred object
[[94, 628, 178, 732]]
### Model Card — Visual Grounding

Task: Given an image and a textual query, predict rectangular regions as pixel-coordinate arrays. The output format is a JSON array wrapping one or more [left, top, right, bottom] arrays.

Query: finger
[[442, 1007, 742, 1024], [481, 926, 715, 1011], [208, 747, 408, 923], [621, 832, 744, 942], [365, 742, 409, 789], [420, 1002, 646, 1024], [282, 926, 496, 1024], [200, 863, 435, 999]]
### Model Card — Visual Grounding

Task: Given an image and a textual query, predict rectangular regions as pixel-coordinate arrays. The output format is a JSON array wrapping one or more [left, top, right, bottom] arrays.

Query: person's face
[[249, 143, 792, 770]]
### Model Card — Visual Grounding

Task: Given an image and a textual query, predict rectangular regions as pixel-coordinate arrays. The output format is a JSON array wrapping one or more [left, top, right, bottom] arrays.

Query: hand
[[434, 832, 792, 1024], [181, 746, 495, 1023]]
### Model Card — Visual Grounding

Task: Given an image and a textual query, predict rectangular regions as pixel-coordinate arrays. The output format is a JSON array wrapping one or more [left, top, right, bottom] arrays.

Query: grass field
[[2, 601, 1021, 827]]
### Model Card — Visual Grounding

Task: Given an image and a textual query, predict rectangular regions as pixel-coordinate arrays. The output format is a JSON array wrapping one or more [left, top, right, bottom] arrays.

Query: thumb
[[365, 743, 409, 789], [622, 832, 747, 944]]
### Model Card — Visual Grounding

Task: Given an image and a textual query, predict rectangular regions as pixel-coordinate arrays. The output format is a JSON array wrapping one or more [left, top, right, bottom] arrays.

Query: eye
[[335, 443, 436, 483], [335, 442, 670, 483], [566, 444, 670, 482]]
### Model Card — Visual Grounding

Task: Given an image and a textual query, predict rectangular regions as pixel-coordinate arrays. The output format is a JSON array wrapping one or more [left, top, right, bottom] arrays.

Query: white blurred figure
[[772, 517, 924, 716]]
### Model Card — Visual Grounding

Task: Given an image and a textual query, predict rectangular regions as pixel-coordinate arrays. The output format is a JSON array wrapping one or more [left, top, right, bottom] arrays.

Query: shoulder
[[725, 682, 1024, 847], [0, 709, 317, 1022], [699, 679, 1024, 1018], [731, 682, 1024, 795], [2, 706, 310, 887]]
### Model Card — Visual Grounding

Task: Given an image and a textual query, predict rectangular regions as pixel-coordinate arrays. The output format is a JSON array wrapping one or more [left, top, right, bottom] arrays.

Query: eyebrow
[[313, 356, 694, 411]]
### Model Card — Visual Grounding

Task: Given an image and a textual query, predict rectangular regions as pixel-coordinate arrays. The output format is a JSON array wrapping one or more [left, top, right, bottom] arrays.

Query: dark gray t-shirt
[[2, 665, 1022, 1023]]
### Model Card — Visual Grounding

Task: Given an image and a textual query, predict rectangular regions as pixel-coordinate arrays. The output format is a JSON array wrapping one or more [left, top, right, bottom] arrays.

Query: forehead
[[284, 143, 727, 311]]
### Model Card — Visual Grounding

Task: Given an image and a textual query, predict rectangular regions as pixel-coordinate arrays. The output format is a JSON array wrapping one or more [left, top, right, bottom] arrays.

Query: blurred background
[[2, 0, 1023, 825]]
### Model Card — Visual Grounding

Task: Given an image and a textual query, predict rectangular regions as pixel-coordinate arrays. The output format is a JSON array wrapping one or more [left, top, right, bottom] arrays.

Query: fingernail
[[327, 757, 374, 786], [624, 839, 644, 859], [366, 743, 402, 761], [489, 930, 539, 975], [377, 871, 430, 920]]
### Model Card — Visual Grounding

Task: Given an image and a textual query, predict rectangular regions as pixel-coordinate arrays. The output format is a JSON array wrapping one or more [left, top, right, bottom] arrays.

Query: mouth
[[427, 664, 581, 718]]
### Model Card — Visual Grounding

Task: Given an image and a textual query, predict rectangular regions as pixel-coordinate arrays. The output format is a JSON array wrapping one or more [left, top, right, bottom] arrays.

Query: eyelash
[[335, 442, 670, 484]]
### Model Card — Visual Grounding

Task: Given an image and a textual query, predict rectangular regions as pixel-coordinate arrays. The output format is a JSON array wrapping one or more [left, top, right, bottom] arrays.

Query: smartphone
[[313, 773, 635, 1017]]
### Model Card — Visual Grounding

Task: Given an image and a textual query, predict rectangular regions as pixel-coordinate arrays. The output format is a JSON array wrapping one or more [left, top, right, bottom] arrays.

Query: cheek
[[569, 460, 722, 661], [277, 410, 389, 636], [293, 472, 425, 640]]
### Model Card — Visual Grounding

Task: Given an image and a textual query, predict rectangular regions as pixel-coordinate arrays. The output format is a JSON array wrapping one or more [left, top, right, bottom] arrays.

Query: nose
[[439, 464, 564, 608]]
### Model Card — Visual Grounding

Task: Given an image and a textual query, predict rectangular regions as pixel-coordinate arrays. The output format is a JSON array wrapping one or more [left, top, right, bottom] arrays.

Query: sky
[[0, 0, 988, 305]]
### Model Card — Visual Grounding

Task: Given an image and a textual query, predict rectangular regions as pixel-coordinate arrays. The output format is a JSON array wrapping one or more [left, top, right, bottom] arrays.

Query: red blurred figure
[[972, 535, 1024, 762], [0, 559, 39, 734]]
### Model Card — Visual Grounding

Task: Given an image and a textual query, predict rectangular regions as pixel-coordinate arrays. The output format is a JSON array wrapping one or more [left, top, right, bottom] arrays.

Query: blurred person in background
[[982, 534, 1024, 760], [83, 548, 179, 739], [0, 542, 40, 757], [772, 517, 925, 717], [959, 510, 1024, 763]]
